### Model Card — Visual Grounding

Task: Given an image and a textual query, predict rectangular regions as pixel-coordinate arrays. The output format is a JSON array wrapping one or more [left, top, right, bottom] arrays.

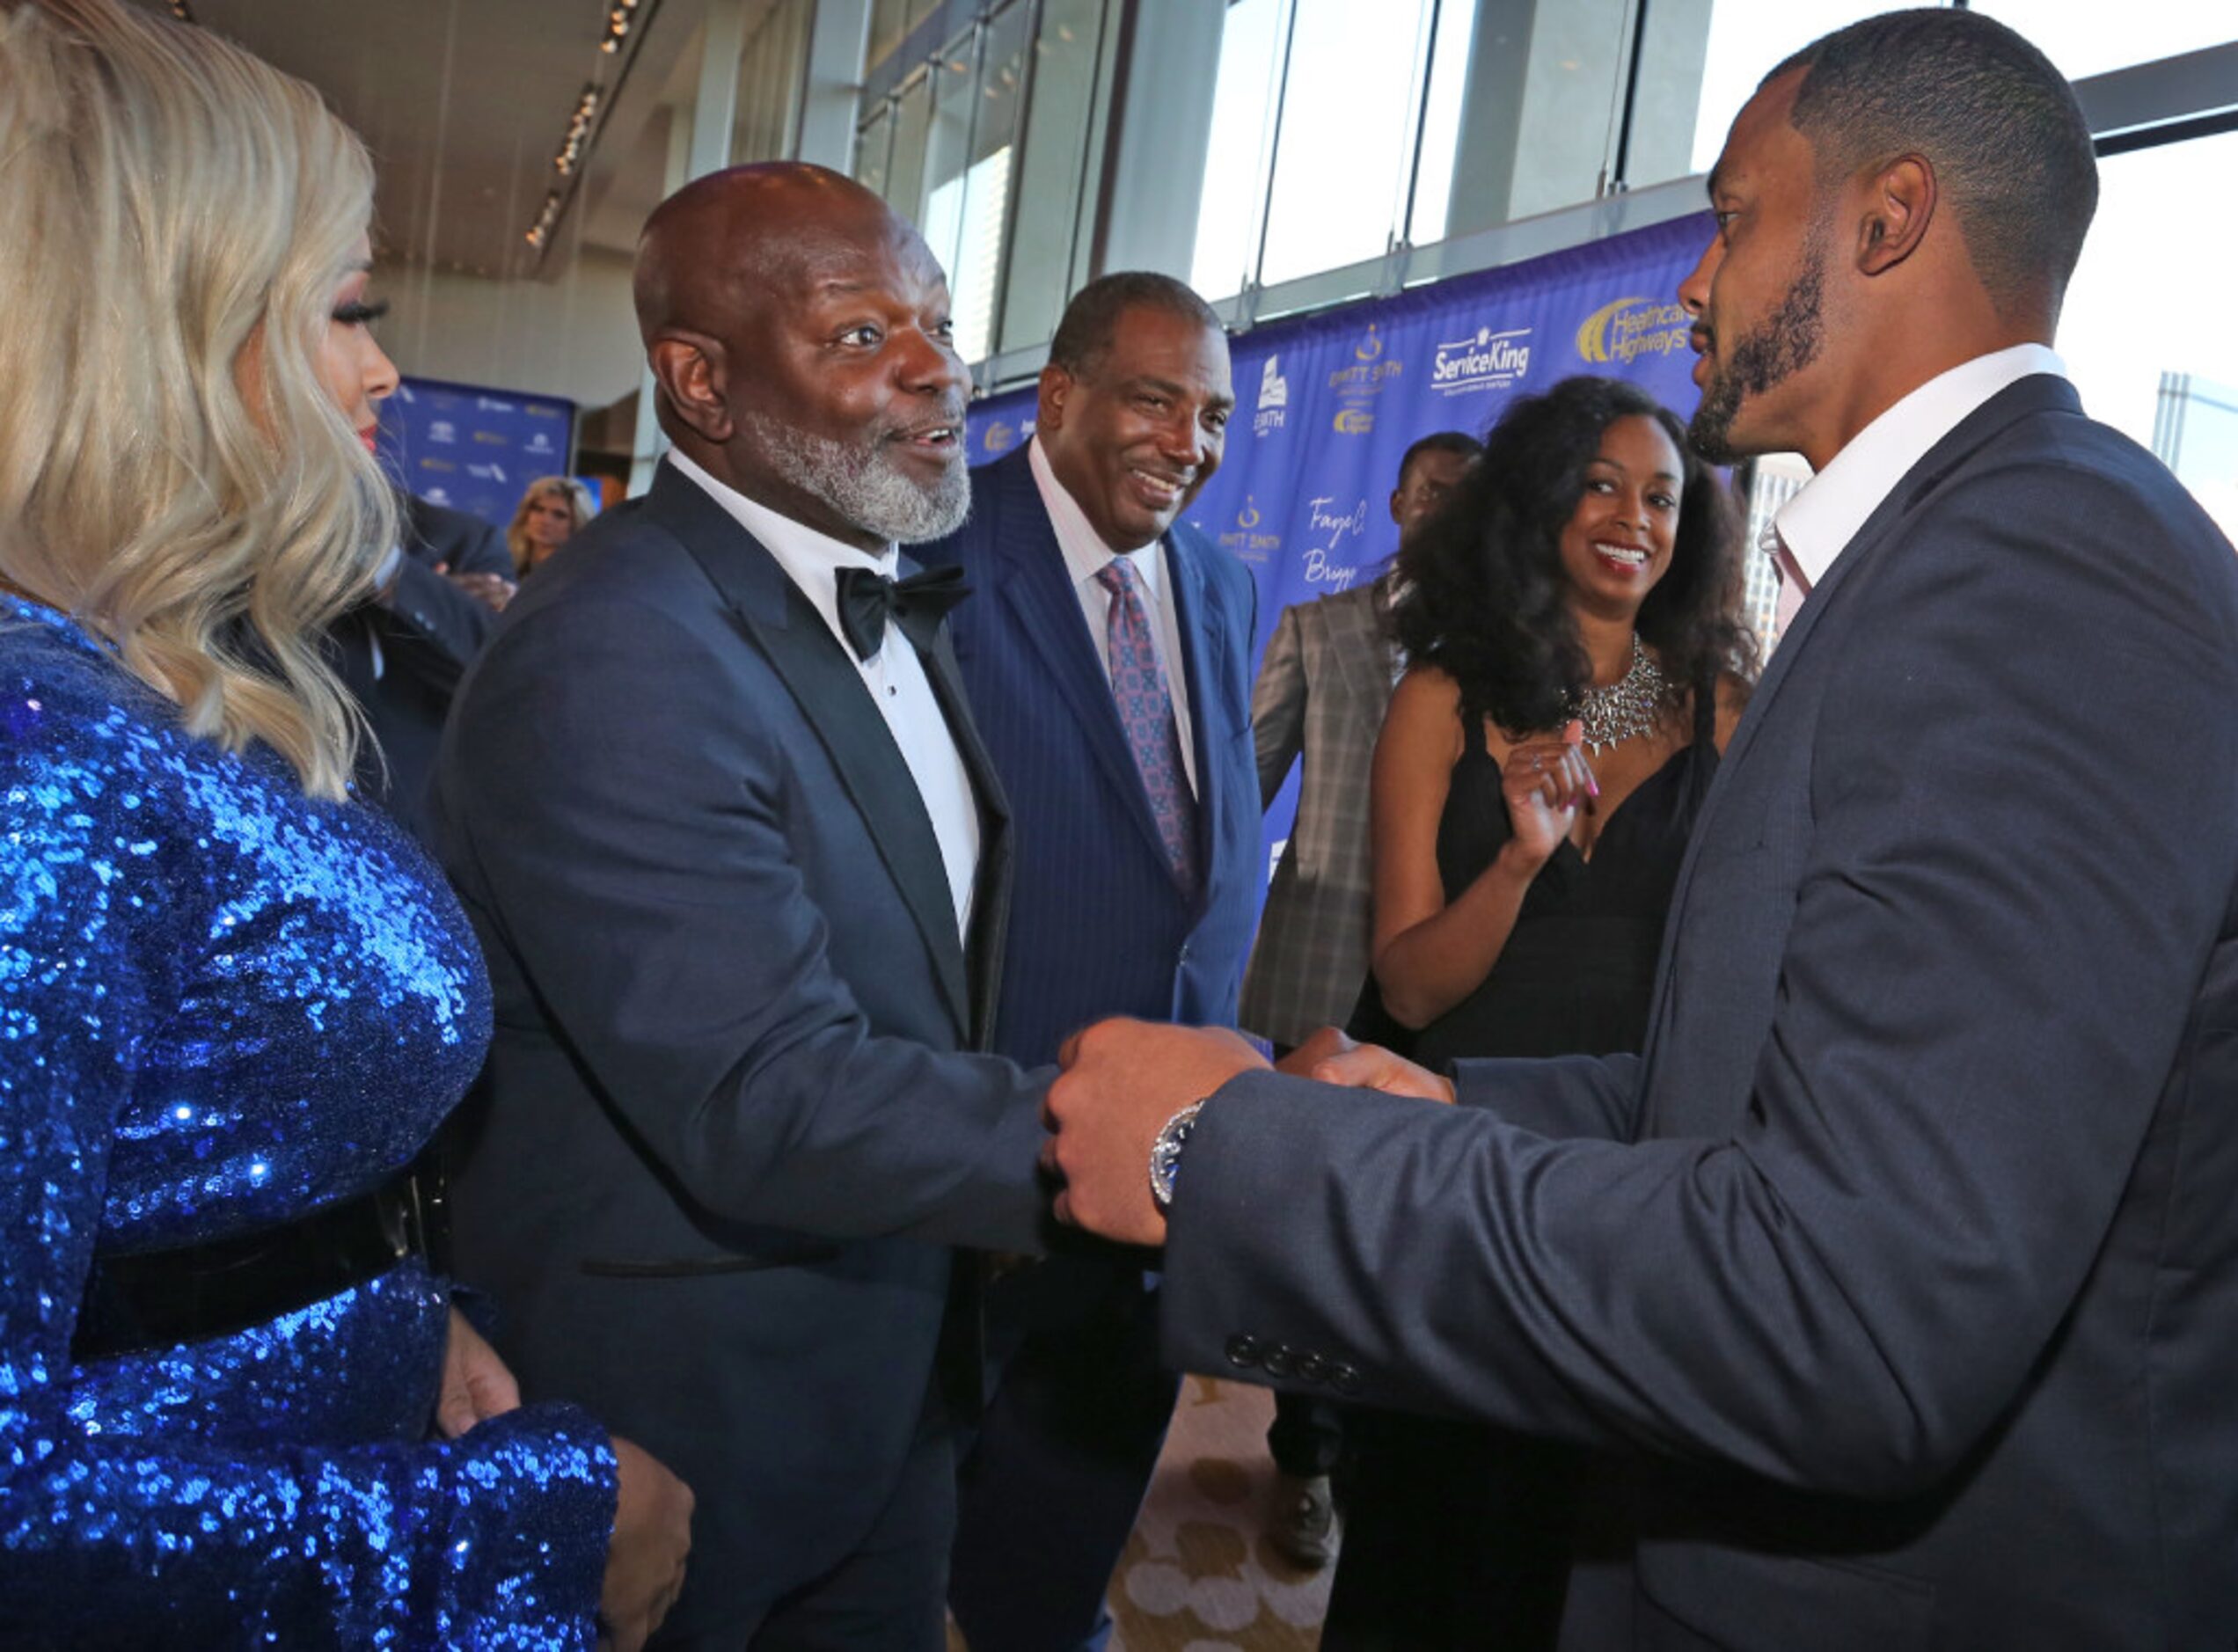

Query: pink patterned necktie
[[1096, 558, 1200, 895]]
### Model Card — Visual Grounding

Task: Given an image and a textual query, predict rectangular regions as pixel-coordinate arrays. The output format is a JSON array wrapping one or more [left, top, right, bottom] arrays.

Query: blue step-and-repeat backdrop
[[966, 212, 1715, 872], [377, 376, 578, 530]]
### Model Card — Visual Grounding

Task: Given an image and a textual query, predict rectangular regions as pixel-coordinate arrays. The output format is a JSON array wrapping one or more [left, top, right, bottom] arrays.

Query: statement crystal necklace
[[1571, 633, 1667, 755]]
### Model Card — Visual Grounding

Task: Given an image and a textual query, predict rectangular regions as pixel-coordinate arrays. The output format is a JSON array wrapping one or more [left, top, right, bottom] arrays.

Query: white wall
[[385, 247, 644, 415]]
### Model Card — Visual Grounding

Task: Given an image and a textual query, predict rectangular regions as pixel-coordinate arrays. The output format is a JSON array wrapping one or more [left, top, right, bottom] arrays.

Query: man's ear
[[648, 332, 733, 444], [1854, 152, 1935, 277], [1035, 361, 1072, 436]]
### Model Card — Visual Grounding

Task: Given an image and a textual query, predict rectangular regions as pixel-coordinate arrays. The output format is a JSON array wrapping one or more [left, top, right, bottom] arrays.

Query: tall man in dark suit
[[330, 493, 515, 844], [433, 164, 1051, 1649], [1042, 12, 2238, 1647], [914, 273, 1256, 1652]]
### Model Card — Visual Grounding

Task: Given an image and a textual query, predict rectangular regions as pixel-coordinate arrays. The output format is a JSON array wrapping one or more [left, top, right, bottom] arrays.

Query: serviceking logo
[[468, 462, 510, 484], [1432, 325, 1532, 397], [1576, 296, 1691, 365]]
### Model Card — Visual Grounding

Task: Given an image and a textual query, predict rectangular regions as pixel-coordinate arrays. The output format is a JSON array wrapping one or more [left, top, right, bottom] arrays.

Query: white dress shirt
[[1775, 343, 2068, 588], [1027, 435, 1199, 796], [665, 450, 979, 940]]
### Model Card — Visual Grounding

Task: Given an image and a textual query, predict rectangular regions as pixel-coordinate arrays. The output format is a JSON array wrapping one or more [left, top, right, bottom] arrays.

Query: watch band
[[1148, 1101, 1204, 1212]]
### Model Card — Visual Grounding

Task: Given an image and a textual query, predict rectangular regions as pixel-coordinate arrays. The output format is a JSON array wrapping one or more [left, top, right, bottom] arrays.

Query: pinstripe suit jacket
[[915, 445, 1259, 1066], [1237, 571, 1399, 1049]]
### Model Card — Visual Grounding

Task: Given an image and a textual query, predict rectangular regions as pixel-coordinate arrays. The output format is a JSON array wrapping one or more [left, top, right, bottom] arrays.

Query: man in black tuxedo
[[1043, 12, 2238, 1647], [434, 164, 1049, 1649], [329, 493, 514, 843]]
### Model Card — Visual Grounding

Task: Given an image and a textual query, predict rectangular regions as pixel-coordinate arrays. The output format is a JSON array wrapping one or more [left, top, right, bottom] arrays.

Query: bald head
[[634, 163, 902, 346], [633, 163, 971, 550]]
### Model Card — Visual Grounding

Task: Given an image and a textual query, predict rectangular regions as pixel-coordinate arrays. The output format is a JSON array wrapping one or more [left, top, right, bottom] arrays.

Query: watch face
[[1149, 1103, 1202, 1210]]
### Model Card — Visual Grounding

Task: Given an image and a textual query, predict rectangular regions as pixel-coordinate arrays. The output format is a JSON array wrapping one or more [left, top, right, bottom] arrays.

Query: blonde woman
[[507, 474, 596, 574], [0, 2, 687, 1645]]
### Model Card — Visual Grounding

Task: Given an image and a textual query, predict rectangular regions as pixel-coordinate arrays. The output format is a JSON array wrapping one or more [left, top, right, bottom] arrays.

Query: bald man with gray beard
[[433, 163, 1051, 1650]]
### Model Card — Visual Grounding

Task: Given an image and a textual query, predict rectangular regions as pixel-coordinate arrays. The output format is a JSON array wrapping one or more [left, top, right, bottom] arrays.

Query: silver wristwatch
[[1148, 1102, 1203, 1212]]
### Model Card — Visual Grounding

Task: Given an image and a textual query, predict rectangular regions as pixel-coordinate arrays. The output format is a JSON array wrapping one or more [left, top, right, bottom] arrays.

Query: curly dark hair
[[1392, 375, 1754, 735]]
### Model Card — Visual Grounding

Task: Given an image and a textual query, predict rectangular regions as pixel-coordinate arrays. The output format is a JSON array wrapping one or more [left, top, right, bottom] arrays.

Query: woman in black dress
[[1328, 376, 1753, 1648]]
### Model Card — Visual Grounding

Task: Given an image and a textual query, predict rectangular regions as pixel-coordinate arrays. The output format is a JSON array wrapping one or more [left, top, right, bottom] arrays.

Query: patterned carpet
[[951, 1376, 1333, 1651]]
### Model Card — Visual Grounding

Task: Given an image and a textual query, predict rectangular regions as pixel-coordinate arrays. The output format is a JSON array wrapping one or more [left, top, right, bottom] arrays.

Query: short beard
[[1688, 238, 1826, 465], [742, 409, 971, 543]]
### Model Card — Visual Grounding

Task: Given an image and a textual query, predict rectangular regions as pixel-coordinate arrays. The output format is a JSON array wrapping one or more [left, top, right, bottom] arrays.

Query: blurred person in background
[[1240, 427, 1480, 1568], [0, 2, 690, 1646], [508, 473, 597, 575]]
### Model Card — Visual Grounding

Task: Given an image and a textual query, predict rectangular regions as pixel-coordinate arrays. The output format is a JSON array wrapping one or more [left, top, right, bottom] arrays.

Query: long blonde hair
[[0, 0, 395, 798], [505, 476, 596, 574]]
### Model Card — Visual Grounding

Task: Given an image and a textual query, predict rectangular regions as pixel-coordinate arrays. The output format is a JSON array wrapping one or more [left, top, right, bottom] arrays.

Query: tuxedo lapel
[[990, 468, 1174, 870], [646, 465, 973, 1041], [912, 576, 1013, 1051]]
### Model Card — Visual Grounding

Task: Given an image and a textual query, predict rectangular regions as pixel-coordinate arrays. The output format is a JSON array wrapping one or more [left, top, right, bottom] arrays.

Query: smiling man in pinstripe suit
[[914, 271, 1257, 1652]]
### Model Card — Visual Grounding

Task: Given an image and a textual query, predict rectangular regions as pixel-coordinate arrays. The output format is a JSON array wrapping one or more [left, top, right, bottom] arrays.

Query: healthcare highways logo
[[1575, 296, 1691, 366]]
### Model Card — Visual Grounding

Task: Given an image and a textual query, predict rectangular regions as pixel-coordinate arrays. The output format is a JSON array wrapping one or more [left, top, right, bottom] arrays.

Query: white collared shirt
[[1027, 436, 1199, 796], [664, 450, 979, 940], [1775, 343, 2068, 585]]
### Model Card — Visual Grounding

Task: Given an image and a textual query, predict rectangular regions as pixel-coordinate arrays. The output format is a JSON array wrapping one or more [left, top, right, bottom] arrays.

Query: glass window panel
[[1000, 0, 1113, 351], [918, 30, 980, 241], [868, 0, 913, 72], [1634, 0, 1917, 185], [1190, 0, 1288, 300], [1966, 1, 2236, 80], [1256, 0, 1436, 287], [886, 69, 933, 221], [2059, 130, 2238, 538], [1497, 0, 1632, 219], [942, 2, 1032, 363], [856, 106, 893, 196], [1407, 0, 1479, 245]]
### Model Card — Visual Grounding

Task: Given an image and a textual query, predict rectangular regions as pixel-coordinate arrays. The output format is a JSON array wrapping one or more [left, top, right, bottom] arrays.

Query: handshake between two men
[[1039, 1020, 1452, 1247]]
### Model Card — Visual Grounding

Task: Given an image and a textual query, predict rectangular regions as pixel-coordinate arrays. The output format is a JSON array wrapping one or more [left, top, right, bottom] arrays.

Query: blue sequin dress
[[0, 597, 615, 1647]]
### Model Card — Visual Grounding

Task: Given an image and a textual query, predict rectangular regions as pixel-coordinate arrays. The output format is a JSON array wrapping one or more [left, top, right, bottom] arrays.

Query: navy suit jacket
[[331, 494, 513, 844], [432, 461, 1050, 1636], [915, 445, 1260, 1067], [1161, 376, 2238, 1647]]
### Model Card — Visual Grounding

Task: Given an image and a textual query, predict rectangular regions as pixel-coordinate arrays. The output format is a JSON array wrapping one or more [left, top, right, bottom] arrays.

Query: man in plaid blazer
[[1237, 429, 1476, 1564], [1240, 430, 1480, 1055]]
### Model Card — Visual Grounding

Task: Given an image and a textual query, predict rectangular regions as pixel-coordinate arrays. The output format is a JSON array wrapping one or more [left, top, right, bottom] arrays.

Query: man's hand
[[435, 1306, 522, 1438], [600, 1436, 694, 1652], [1296, 1027, 1456, 1103], [1042, 1019, 1269, 1245], [435, 561, 516, 612]]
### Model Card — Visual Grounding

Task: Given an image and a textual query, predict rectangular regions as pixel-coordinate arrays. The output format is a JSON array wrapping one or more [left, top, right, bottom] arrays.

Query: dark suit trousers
[[654, 1393, 956, 1652], [948, 1252, 1181, 1652]]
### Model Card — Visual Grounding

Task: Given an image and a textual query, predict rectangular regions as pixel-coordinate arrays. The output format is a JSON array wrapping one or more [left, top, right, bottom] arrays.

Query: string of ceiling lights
[[525, 0, 659, 253]]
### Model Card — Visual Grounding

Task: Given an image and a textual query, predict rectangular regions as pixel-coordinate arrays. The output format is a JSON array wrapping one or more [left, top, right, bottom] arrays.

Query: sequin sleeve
[[0, 689, 618, 1645]]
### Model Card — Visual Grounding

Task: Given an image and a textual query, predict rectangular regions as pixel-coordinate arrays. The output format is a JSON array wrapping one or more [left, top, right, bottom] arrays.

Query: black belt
[[70, 1156, 449, 1362]]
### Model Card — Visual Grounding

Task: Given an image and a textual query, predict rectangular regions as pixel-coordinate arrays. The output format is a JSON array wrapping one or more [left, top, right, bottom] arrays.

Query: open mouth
[[1592, 541, 1651, 574], [891, 421, 962, 463]]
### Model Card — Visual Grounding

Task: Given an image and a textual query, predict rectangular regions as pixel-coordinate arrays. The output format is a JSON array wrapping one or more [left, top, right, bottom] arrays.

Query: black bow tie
[[832, 564, 972, 662]]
